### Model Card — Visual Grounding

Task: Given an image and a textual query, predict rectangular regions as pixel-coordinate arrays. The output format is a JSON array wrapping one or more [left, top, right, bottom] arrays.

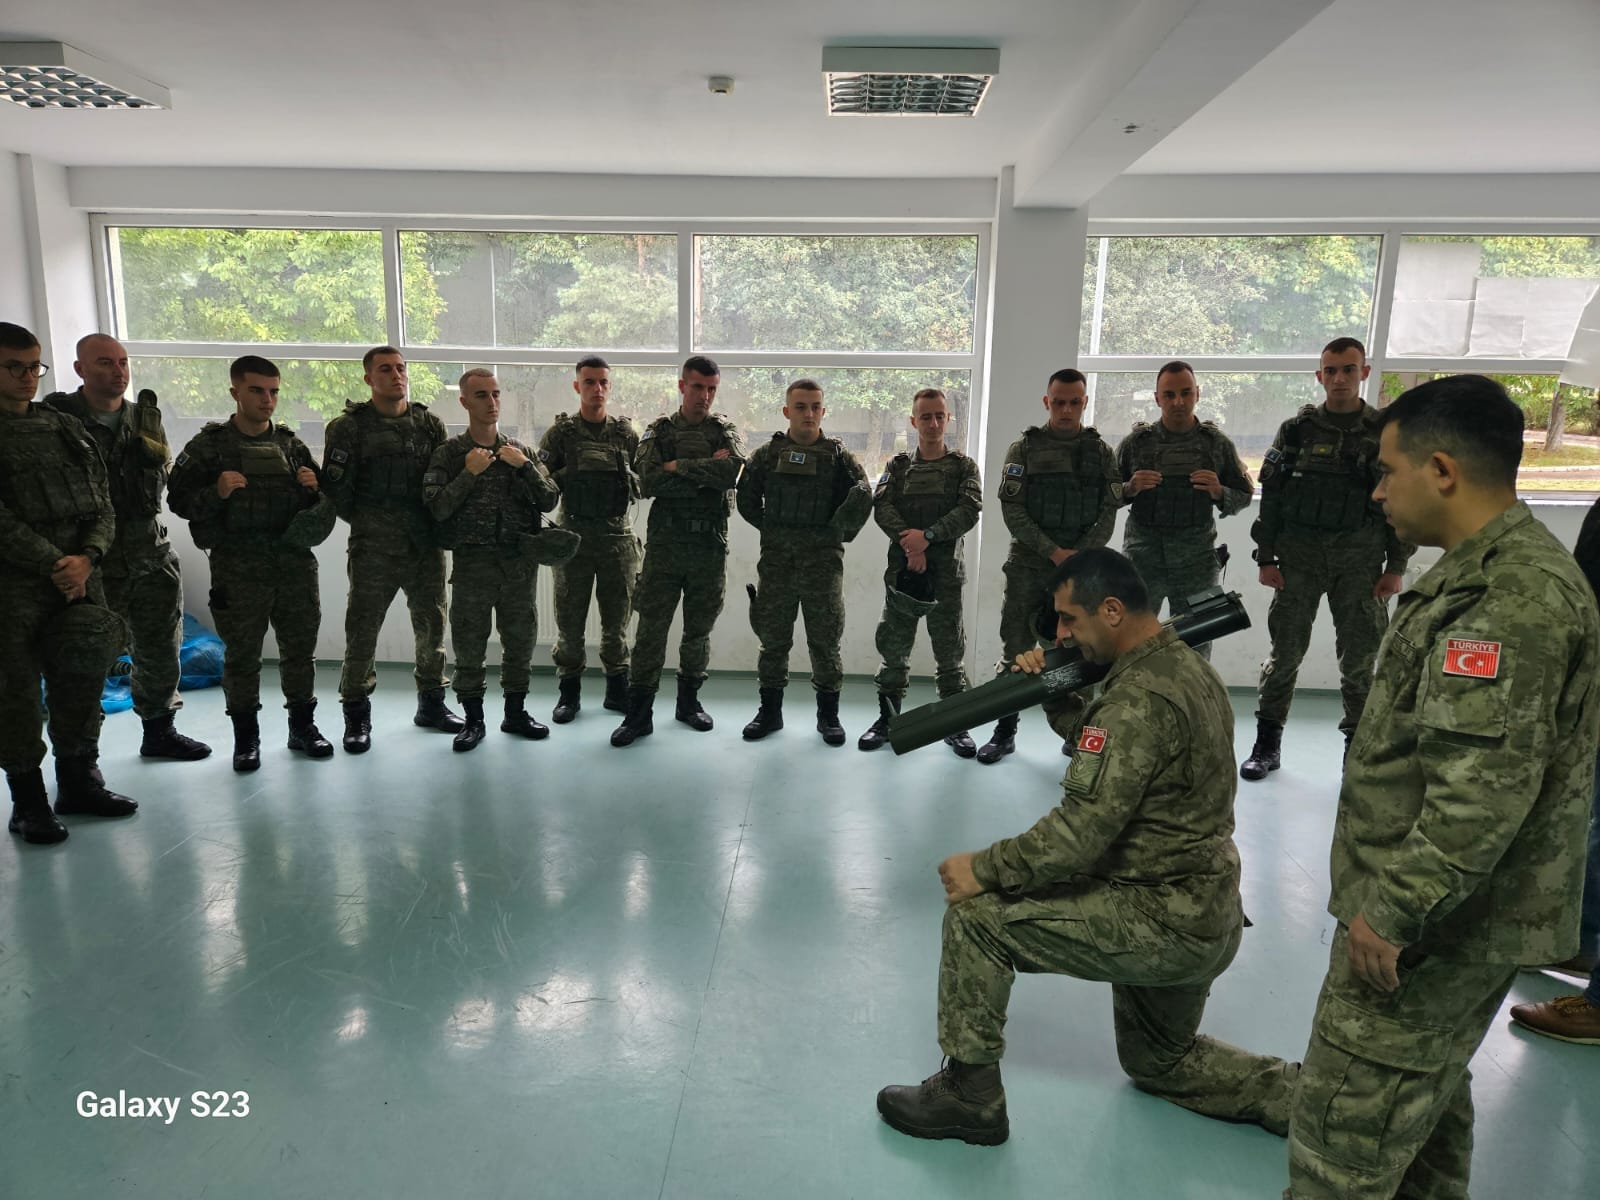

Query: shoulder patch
[[1077, 726, 1108, 754], [1264, 447, 1283, 465], [328, 447, 350, 465], [1443, 639, 1501, 679], [876, 471, 891, 487], [538, 448, 551, 462], [1005, 463, 1024, 478], [175, 451, 191, 466]]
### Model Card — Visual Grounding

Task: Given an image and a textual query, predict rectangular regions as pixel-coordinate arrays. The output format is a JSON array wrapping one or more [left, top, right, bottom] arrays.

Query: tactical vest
[[215, 429, 308, 539], [0, 409, 108, 527], [1021, 427, 1106, 538], [652, 416, 734, 530], [1127, 425, 1219, 529], [1279, 408, 1379, 532], [44, 390, 167, 519], [763, 434, 841, 528], [436, 446, 542, 551], [554, 415, 631, 521], [349, 403, 436, 506], [894, 453, 963, 529]]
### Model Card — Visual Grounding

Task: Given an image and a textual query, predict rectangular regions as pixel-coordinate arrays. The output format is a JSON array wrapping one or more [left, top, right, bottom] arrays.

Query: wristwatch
[[1251, 548, 1278, 567], [923, 528, 936, 544], [84, 547, 104, 567]]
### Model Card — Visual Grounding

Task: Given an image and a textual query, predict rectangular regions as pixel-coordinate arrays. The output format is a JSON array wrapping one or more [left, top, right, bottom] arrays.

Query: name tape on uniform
[[1443, 638, 1501, 679], [1077, 726, 1108, 754]]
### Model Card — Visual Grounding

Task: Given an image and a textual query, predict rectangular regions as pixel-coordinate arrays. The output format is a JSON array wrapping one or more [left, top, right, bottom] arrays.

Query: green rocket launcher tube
[[887, 587, 1251, 755]]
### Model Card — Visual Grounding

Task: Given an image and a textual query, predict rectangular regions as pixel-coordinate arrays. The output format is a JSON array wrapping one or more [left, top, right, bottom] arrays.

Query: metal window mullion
[[678, 229, 695, 355], [382, 223, 403, 346], [1365, 225, 1402, 400]]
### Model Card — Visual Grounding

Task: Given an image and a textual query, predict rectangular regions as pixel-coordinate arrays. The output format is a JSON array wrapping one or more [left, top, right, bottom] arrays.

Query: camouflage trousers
[[550, 527, 639, 679], [628, 536, 727, 693], [103, 552, 184, 719], [339, 542, 449, 700], [1257, 545, 1389, 734], [750, 539, 846, 692], [939, 886, 1295, 1131], [1285, 926, 1516, 1199], [449, 550, 536, 701], [0, 570, 108, 775], [873, 550, 968, 700], [1123, 538, 1221, 662], [208, 545, 320, 713], [996, 554, 1086, 736]]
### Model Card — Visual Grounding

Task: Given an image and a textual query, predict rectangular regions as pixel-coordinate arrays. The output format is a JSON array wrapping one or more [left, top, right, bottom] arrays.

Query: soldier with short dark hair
[[1, 322, 138, 844], [167, 356, 338, 772]]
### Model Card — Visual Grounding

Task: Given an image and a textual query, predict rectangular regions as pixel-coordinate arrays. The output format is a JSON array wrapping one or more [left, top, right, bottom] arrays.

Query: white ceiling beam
[[1014, 0, 1333, 208]]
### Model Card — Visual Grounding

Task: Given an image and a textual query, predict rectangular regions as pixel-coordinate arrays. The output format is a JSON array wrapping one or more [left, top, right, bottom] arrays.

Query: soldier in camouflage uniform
[[1273, 376, 1600, 1198], [424, 370, 561, 752], [610, 356, 746, 748], [538, 355, 640, 724], [1, 323, 139, 844], [322, 346, 462, 753], [876, 549, 1296, 1146], [1116, 360, 1254, 661], [1243, 337, 1413, 780], [167, 356, 338, 772], [977, 368, 1122, 765], [735, 379, 873, 745], [858, 388, 984, 757], [44, 334, 210, 761]]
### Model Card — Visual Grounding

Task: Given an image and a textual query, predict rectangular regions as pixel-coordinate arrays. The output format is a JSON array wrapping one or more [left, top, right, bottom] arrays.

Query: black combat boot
[[1240, 718, 1283, 781], [552, 676, 581, 724], [342, 698, 372, 754], [945, 729, 977, 758], [675, 677, 714, 731], [857, 693, 901, 751], [815, 690, 845, 747], [453, 696, 487, 752], [54, 756, 139, 818], [876, 1059, 1009, 1146], [976, 713, 1019, 765], [139, 712, 212, 761], [7, 768, 68, 844], [742, 687, 785, 741], [286, 700, 334, 758], [502, 693, 550, 740], [414, 687, 466, 733], [230, 709, 261, 773], [610, 688, 655, 747], [603, 672, 629, 713]]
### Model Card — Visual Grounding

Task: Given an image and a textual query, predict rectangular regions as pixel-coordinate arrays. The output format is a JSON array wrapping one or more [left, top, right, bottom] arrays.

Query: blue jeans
[[1584, 752, 1600, 1006]]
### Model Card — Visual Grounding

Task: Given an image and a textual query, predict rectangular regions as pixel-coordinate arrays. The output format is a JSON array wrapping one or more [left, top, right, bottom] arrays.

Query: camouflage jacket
[[872, 446, 983, 561], [0, 404, 115, 576], [999, 425, 1121, 565], [1116, 421, 1253, 552], [736, 430, 872, 547], [167, 418, 323, 550], [635, 411, 746, 542], [423, 432, 560, 550], [970, 627, 1243, 941], [322, 400, 450, 554], [1333, 502, 1600, 962], [536, 411, 639, 532]]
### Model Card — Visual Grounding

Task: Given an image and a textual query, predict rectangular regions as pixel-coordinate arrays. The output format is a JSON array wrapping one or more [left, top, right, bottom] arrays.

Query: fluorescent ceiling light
[[0, 41, 170, 109], [822, 46, 998, 117]]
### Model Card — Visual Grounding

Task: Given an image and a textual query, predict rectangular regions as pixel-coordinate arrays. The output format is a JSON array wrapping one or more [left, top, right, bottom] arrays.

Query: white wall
[[0, 153, 35, 328]]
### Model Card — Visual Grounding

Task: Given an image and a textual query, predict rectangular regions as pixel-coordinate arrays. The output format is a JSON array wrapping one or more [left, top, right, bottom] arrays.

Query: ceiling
[[1, 0, 1596, 203]]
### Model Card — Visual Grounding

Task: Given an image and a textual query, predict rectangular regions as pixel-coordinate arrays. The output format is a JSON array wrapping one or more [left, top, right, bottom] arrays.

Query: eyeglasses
[[2, 361, 49, 379]]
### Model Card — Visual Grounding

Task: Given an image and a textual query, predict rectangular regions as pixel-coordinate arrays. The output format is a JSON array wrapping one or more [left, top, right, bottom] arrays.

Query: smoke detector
[[822, 46, 998, 117], [0, 41, 170, 109]]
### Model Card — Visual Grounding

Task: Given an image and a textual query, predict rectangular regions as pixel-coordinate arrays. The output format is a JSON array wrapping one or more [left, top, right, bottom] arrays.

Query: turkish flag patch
[[1077, 726, 1108, 754], [1443, 638, 1501, 679]]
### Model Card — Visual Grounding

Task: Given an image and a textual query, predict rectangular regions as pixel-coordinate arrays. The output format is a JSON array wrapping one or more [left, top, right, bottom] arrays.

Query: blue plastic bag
[[100, 612, 225, 713]]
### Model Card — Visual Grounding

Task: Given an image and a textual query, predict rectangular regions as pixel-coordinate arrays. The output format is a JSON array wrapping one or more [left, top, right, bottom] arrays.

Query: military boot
[[54, 757, 139, 818], [502, 693, 550, 740], [876, 1059, 1009, 1145], [7, 768, 68, 844], [1240, 718, 1283, 781], [945, 729, 977, 758], [742, 687, 785, 741], [414, 687, 466, 733], [603, 672, 629, 713], [139, 712, 212, 761], [674, 677, 714, 732], [230, 710, 261, 773], [286, 700, 334, 758], [815, 690, 846, 747], [610, 688, 655, 747], [976, 713, 1019, 765], [453, 696, 487, 752], [342, 698, 372, 754], [857, 693, 901, 751], [552, 676, 581, 724]]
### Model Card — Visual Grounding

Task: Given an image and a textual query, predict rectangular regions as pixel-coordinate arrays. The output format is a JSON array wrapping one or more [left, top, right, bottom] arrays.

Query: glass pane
[[695, 235, 979, 354], [1087, 370, 1325, 478], [399, 232, 677, 350], [1389, 235, 1600, 359], [1382, 371, 1600, 493], [110, 227, 385, 344], [1078, 235, 1380, 356], [423, 364, 681, 448]]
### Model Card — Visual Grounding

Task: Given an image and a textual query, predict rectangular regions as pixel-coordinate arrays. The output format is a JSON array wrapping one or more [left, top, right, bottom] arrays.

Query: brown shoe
[[1509, 994, 1600, 1045], [1537, 954, 1599, 982]]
